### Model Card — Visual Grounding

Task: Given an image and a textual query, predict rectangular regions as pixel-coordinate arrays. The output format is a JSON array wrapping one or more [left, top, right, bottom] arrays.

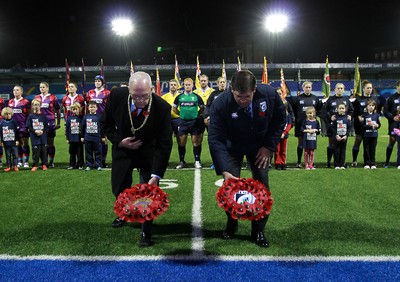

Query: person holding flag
[[86, 75, 111, 168]]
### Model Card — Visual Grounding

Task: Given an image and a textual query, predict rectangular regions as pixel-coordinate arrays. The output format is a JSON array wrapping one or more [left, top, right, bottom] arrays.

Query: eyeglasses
[[131, 94, 150, 102]]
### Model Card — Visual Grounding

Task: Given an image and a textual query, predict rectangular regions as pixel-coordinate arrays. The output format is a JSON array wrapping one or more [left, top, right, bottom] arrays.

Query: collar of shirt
[[130, 100, 143, 115]]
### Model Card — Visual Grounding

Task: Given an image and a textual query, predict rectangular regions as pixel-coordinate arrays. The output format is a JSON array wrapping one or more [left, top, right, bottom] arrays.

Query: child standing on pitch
[[330, 103, 351, 169], [65, 102, 84, 169], [81, 101, 103, 171], [362, 99, 381, 169], [26, 98, 49, 172], [301, 106, 320, 170], [0, 107, 20, 172]]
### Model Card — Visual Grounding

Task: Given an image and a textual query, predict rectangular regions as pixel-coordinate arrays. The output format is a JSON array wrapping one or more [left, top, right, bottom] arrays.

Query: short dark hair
[[88, 100, 97, 106], [230, 70, 256, 93]]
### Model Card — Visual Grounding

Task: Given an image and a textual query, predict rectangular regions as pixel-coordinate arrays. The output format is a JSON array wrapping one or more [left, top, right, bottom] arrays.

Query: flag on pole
[[237, 56, 242, 71], [222, 59, 227, 80], [261, 56, 269, 84], [65, 58, 70, 95], [156, 67, 161, 96], [100, 58, 107, 89], [81, 57, 86, 95], [321, 56, 331, 98], [280, 68, 289, 99], [174, 55, 182, 89], [353, 57, 362, 96], [297, 69, 302, 95], [130, 60, 135, 77], [195, 56, 201, 89]]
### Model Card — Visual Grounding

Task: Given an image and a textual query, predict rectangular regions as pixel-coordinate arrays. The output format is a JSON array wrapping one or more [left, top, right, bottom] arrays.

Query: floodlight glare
[[264, 14, 288, 33], [112, 18, 133, 36]]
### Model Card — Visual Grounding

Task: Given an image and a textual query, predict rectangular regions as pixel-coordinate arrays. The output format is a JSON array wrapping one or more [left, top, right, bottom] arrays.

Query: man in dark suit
[[208, 70, 286, 247], [100, 71, 172, 247]]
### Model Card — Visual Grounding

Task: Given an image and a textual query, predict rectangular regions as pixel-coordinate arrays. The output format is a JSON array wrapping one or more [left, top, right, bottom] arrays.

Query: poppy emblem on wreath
[[216, 178, 273, 221]]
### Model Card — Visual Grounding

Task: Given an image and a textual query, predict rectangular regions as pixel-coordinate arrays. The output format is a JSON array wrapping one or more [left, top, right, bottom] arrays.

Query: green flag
[[321, 56, 330, 98], [353, 57, 362, 96]]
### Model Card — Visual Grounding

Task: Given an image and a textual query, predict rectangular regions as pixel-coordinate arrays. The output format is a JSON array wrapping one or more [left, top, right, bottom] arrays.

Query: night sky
[[1, 0, 399, 68]]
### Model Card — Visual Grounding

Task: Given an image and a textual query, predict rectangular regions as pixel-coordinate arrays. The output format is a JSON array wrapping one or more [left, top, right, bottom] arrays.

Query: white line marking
[[191, 168, 204, 257], [1, 254, 399, 262]]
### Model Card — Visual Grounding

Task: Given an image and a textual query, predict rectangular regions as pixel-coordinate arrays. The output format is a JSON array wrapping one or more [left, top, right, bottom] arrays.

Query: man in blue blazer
[[208, 70, 286, 247]]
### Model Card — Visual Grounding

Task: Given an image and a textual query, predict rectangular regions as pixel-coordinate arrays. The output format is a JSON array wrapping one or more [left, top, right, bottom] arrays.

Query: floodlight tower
[[264, 13, 288, 63]]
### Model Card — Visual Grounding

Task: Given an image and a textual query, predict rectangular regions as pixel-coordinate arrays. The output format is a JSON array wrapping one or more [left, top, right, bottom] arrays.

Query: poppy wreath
[[216, 178, 273, 221], [114, 183, 169, 223]]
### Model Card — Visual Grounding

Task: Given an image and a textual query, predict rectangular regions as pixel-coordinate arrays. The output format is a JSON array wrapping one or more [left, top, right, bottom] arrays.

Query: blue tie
[[244, 106, 252, 118]]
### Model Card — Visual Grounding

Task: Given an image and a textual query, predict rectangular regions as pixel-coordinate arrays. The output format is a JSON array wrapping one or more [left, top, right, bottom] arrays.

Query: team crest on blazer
[[259, 101, 267, 116], [231, 112, 239, 118]]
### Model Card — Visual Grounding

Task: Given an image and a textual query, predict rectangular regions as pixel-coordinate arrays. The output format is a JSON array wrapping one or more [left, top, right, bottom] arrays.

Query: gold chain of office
[[128, 94, 153, 135]]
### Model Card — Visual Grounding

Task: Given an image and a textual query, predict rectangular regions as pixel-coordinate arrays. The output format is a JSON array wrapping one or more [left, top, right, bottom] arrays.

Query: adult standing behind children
[[34, 82, 61, 168], [100, 71, 172, 247], [86, 75, 110, 168], [290, 81, 322, 168], [8, 85, 31, 168], [383, 80, 400, 168], [208, 70, 286, 247], [62, 82, 85, 120]]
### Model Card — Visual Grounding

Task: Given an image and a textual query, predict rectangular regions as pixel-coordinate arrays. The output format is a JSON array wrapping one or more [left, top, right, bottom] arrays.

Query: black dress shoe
[[254, 231, 269, 248], [112, 217, 125, 228], [138, 232, 153, 247]]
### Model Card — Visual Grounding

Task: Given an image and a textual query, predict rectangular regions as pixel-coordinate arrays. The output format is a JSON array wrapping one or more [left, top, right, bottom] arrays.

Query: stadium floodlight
[[264, 14, 288, 33], [112, 18, 133, 36]]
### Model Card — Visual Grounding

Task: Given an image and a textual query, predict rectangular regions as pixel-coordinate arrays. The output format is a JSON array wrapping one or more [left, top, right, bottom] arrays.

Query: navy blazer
[[99, 87, 172, 178], [208, 84, 286, 175]]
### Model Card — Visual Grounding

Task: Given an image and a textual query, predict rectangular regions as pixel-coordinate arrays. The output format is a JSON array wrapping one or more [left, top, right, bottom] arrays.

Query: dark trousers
[[333, 139, 347, 167], [32, 144, 47, 166], [112, 145, 154, 234], [69, 142, 84, 168], [85, 140, 102, 168], [5, 146, 18, 167], [363, 137, 377, 166], [225, 150, 270, 233]]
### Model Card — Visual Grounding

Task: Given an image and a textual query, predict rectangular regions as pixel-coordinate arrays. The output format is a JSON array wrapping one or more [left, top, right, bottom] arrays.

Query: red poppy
[[259, 111, 266, 117]]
